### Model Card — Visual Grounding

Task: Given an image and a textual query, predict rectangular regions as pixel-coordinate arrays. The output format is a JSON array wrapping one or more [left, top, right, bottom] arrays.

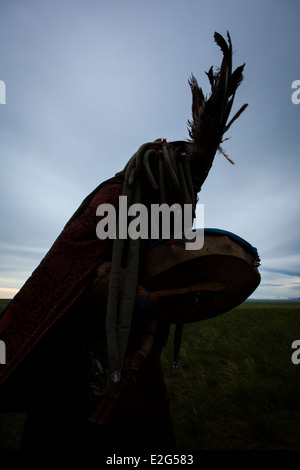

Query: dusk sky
[[0, 0, 299, 300]]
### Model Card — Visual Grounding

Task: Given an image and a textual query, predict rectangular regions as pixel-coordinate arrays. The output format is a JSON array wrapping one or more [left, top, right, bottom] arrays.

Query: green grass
[[0, 300, 300, 450], [161, 302, 300, 450]]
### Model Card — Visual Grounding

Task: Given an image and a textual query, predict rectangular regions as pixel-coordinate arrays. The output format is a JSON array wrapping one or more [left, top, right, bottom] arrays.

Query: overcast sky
[[0, 0, 299, 300]]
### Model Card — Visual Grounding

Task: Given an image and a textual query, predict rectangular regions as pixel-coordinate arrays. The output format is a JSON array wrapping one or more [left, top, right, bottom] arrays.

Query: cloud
[[0, 0, 299, 301], [253, 270, 300, 300]]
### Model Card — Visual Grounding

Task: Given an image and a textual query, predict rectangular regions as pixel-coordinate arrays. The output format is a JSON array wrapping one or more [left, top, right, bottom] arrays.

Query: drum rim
[[146, 227, 260, 263]]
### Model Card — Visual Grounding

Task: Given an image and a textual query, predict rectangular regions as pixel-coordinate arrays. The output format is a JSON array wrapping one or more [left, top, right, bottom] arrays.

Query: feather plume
[[188, 31, 247, 192]]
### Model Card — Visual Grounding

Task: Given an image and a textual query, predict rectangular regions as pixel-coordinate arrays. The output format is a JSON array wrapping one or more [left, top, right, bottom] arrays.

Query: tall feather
[[188, 31, 247, 192]]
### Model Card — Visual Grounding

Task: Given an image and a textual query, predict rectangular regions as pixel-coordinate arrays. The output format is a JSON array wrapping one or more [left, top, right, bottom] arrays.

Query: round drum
[[140, 228, 261, 323]]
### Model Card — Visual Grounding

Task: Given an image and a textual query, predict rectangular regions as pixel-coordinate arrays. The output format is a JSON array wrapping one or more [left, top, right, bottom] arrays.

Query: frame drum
[[140, 228, 261, 323]]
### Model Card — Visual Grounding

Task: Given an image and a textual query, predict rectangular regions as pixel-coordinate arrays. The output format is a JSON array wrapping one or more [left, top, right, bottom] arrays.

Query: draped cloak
[[0, 178, 122, 387], [0, 176, 177, 450]]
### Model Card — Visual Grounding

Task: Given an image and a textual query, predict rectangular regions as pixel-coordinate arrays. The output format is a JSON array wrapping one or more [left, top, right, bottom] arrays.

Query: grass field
[[0, 299, 300, 450], [161, 301, 300, 450]]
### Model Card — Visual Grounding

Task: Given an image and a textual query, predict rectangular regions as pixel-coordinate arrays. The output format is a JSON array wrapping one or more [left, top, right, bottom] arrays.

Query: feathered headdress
[[188, 31, 248, 192]]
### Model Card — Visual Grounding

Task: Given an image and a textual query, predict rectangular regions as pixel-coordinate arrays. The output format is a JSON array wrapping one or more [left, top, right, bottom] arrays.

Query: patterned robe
[[0, 177, 177, 450]]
